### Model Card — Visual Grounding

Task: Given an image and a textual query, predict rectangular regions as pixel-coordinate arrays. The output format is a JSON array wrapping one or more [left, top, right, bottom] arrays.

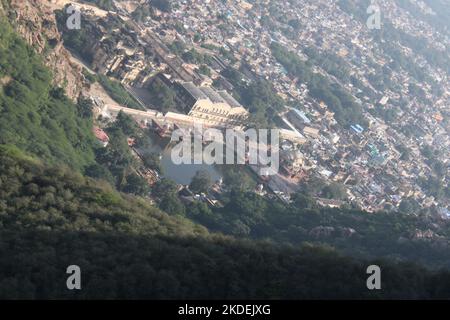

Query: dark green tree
[[189, 170, 212, 194]]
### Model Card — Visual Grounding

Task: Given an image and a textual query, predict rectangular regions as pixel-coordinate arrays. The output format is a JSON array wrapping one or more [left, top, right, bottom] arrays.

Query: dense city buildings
[[53, 0, 448, 213]]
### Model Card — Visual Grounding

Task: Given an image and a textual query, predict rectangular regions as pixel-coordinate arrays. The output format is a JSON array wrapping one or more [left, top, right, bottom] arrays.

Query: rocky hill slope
[[1, 0, 85, 100]]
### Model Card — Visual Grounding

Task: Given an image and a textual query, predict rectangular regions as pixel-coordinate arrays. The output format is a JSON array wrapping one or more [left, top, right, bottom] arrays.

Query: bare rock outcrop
[[5, 0, 85, 100]]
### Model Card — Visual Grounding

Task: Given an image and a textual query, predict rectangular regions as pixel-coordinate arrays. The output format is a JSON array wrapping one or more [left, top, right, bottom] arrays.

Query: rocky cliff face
[[3, 0, 85, 100]]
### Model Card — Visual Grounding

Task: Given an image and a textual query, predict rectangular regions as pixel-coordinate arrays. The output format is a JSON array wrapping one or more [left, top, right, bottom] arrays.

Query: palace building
[[174, 81, 249, 128]]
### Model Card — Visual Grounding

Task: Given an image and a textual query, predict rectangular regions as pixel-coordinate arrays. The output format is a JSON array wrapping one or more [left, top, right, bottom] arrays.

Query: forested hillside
[[0, 17, 96, 170], [2, 147, 450, 299], [186, 186, 450, 269]]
